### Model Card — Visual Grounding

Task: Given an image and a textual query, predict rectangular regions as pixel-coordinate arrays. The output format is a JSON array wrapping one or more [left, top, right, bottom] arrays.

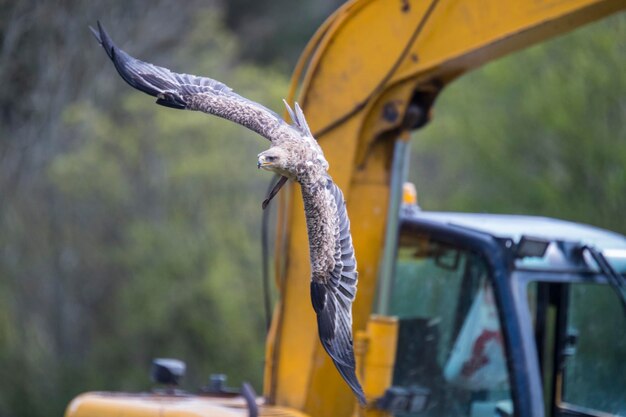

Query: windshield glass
[[389, 235, 513, 416], [525, 278, 626, 415], [564, 283, 626, 412]]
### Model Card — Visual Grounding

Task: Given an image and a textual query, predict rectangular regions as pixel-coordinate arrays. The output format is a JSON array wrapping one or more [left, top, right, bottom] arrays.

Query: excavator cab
[[372, 205, 626, 417], [389, 230, 511, 416]]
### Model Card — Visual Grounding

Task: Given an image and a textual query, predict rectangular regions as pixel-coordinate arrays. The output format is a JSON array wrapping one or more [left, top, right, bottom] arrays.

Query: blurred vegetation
[[0, 0, 624, 416], [0, 1, 290, 416], [410, 13, 626, 234], [223, 0, 342, 65]]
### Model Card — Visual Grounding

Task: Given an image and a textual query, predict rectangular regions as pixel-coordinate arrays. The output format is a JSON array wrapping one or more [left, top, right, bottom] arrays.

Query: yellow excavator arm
[[265, 1, 625, 416]]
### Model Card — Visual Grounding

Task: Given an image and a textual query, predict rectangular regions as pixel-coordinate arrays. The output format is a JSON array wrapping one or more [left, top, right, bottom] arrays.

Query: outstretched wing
[[91, 22, 288, 142], [310, 178, 365, 405]]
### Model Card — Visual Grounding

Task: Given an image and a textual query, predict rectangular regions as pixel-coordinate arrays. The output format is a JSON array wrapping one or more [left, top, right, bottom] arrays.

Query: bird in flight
[[91, 22, 365, 405]]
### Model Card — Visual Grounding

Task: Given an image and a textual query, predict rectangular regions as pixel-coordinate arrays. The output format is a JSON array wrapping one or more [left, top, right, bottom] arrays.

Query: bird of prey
[[91, 22, 365, 405]]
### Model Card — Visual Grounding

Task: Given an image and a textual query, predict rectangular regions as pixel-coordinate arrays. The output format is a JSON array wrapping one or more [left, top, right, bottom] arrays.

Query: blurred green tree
[[410, 14, 626, 234], [0, 3, 287, 416], [223, 0, 344, 65]]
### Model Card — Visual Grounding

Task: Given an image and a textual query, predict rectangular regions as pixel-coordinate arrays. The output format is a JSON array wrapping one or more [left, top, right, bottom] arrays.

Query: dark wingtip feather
[[336, 364, 367, 406], [89, 25, 101, 44], [92, 21, 163, 98], [95, 21, 115, 59], [330, 347, 366, 406], [311, 281, 366, 406]]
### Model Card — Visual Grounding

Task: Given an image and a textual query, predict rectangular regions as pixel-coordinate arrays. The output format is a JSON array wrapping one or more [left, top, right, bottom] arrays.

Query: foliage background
[[410, 14, 625, 235], [0, 1, 623, 416]]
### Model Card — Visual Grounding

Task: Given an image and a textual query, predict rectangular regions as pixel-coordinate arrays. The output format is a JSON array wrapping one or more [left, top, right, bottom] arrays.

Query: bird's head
[[257, 148, 291, 175]]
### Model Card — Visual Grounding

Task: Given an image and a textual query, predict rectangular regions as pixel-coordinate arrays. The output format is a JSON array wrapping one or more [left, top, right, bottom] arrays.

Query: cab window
[[389, 236, 514, 416], [527, 280, 626, 416], [561, 283, 626, 414]]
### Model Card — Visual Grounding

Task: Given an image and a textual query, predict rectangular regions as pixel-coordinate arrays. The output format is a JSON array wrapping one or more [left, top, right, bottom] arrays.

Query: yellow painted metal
[[265, 0, 625, 416], [65, 392, 309, 417], [353, 316, 399, 417]]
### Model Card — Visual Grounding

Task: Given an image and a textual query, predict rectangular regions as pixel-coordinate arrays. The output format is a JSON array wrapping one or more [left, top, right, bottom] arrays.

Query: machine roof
[[410, 211, 626, 254]]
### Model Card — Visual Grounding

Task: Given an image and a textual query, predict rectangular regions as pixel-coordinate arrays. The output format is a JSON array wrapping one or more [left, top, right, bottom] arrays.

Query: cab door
[[388, 233, 516, 416], [525, 277, 626, 416]]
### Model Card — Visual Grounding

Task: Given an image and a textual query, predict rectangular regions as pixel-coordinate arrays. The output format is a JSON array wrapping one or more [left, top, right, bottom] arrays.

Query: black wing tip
[[357, 392, 367, 406], [91, 21, 115, 59], [91, 21, 123, 71], [334, 360, 366, 406], [89, 24, 101, 44], [91, 21, 167, 100], [311, 281, 366, 405]]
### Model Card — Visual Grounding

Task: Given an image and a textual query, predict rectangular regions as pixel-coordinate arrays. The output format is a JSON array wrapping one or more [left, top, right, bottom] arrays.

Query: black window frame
[[399, 217, 545, 417]]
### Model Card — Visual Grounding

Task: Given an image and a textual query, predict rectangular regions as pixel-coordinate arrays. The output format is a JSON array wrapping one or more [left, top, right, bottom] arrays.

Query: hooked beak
[[257, 155, 273, 170]]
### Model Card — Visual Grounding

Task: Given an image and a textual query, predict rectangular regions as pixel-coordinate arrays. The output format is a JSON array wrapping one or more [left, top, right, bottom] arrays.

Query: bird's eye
[[266, 156, 276, 162]]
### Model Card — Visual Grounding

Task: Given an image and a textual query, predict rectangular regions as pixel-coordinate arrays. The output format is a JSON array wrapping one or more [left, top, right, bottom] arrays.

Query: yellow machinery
[[66, 1, 626, 416]]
